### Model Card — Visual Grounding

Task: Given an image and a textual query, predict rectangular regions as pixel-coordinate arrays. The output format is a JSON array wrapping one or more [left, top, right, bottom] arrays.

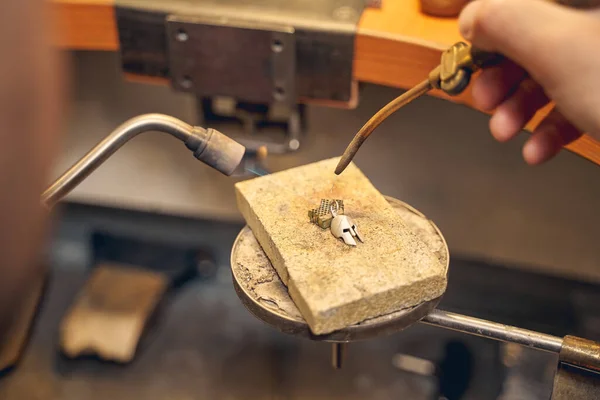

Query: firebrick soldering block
[[234, 157, 447, 335]]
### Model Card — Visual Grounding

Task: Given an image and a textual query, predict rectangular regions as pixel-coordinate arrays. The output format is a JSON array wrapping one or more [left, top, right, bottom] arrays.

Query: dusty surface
[[234, 231, 304, 320], [235, 158, 447, 334], [232, 197, 449, 325]]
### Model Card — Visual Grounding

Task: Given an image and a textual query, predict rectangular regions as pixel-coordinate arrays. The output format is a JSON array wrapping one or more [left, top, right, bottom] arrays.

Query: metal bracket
[[197, 96, 305, 154], [167, 16, 296, 106], [551, 335, 600, 399], [116, 0, 365, 105]]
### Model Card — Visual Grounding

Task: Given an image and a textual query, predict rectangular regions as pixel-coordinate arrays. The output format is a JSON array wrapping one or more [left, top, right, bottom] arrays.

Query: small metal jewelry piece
[[309, 199, 344, 229], [330, 203, 363, 246]]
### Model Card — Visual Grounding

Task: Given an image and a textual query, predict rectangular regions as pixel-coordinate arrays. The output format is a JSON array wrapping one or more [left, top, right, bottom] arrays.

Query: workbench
[[50, 0, 600, 165]]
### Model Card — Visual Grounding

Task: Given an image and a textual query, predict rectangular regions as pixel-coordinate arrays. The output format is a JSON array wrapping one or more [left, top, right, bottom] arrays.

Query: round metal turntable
[[230, 196, 449, 343]]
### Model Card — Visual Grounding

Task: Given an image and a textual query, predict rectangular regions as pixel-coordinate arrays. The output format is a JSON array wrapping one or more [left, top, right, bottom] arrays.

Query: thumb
[[459, 0, 588, 87]]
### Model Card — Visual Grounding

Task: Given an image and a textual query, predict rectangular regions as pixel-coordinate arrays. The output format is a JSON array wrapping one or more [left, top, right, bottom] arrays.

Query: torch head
[[190, 127, 246, 176]]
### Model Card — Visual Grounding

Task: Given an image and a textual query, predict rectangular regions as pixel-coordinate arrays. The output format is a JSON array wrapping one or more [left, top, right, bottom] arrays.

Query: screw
[[271, 39, 284, 53], [176, 29, 188, 42]]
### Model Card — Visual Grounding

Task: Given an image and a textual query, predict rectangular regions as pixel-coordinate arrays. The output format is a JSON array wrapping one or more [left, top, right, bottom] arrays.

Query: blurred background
[[0, 46, 597, 399]]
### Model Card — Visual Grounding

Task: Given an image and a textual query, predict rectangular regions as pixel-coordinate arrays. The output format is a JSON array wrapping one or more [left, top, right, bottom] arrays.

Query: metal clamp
[[429, 42, 503, 96], [116, 0, 365, 105]]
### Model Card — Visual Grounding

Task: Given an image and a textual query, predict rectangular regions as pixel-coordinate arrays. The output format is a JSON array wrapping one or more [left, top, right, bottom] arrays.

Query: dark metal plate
[[167, 16, 295, 105], [115, 0, 363, 103]]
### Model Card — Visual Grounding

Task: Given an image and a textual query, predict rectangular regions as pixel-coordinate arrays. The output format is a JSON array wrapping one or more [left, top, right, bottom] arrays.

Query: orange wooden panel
[[566, 135, 600, 166], [355, 0, 460, 93], [52, 0, 118, 50]]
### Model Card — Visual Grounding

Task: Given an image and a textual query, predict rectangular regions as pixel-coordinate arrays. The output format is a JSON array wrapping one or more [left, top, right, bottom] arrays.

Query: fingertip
[[524, 108, 583, 165], [522, 133, 561, 165], [490, 108, 519, 142], [522, 138, 541, 165]]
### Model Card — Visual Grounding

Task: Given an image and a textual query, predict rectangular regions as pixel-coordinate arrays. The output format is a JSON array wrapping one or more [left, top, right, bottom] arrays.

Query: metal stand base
[[230, 196, 448, 342], [230, 195, 600, 392]]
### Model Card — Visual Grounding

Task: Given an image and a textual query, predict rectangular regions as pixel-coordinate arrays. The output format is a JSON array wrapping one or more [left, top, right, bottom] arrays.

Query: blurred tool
[[335, 0, 600, 175], [41, 114, 245, 208]]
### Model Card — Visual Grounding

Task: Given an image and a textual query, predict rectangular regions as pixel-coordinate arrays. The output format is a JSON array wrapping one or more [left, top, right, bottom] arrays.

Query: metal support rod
[[421, 309, 564, 354], [41, 113, 245, 208], [331, 342, 347, 369]]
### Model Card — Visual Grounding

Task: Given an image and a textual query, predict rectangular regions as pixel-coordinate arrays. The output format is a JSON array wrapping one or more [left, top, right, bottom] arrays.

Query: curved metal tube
[[335, 79, 432, 175], [41, 113, 246, 208]]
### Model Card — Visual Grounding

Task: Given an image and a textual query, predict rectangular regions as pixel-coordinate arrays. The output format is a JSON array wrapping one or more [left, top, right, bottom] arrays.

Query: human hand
[[459, 0, 600, 164]]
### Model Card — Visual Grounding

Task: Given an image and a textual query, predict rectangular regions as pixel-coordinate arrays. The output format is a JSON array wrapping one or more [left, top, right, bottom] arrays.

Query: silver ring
[[330, 200, 339, 217]]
